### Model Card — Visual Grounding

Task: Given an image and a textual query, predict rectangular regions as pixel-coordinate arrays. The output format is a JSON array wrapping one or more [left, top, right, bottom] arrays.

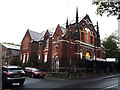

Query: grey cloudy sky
[[0, 0, 118, 44]]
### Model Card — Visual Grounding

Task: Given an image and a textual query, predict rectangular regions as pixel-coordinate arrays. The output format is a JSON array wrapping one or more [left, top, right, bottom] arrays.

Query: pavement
[[3, 74, 120, 89], [45, 73, 120, 81], [101, 74, 120, 79]]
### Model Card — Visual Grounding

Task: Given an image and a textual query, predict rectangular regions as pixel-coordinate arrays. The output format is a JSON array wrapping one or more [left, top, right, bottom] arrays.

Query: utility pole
[[118, 18, 120, 50], [118, 0, 120, 51], [93, 21, 99, 73]]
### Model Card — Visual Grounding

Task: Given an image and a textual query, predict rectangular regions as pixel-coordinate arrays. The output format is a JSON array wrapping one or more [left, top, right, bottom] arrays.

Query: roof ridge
[[28, 29, 43, 35]]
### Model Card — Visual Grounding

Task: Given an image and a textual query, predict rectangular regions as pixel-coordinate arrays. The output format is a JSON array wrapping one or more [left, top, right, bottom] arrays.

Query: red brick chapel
[[20, 8, 106, 72]]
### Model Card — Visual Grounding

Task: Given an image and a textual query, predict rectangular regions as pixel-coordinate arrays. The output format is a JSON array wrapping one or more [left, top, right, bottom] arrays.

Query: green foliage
[[102, 34, 119, 58], [21, 63, 25, 69], [28, 52, 39, 68], [3, 42, 20, 46], [11, 57, 21, 66], [92, 0, 120, 19]]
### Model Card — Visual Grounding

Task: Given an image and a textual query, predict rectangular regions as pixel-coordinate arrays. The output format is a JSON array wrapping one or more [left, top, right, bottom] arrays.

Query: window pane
[[81, 32, 84, 42], [46, 39, 49, 48], [44, 54, 47, 63], [56, 35, 59, 45], [91, 36, 93, 45], [23, 53, 26, 63], [38, 54, 41, 62], [26, 53, 29, 63]]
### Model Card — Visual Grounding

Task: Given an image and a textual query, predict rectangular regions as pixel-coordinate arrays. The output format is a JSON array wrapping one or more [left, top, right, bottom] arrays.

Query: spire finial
[[97, 21, 99, 33], [66, 17, 69, 28], [76, 6, 79, 23], [96, 21, 100, 37]]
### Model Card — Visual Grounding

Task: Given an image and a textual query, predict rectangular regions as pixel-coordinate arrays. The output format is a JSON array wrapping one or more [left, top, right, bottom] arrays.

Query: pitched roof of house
[[25, 14, 96, 42], [28, 30, 44, 42], [1, 43, 20, 50], [47, 25, 67, 37], [48, 27, 56, 37], [59, 26, 67, 36]]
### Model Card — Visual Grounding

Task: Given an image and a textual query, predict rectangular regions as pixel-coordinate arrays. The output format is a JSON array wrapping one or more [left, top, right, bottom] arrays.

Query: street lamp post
[[93, 22, 99, 72], [94, 40, 97, 72]]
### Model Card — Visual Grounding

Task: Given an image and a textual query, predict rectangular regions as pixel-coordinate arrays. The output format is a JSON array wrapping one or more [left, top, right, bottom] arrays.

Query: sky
[[0, 0, 118, 44]]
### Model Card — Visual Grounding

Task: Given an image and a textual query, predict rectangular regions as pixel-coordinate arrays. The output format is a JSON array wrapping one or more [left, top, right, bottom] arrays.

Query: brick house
[[0, 43, 20, 65], [20, 8, 106, 72], [19, 29, 44, 64]]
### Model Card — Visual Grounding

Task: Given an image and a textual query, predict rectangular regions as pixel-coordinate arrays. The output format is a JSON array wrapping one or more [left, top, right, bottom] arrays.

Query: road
[[3, 76, 120, 89]]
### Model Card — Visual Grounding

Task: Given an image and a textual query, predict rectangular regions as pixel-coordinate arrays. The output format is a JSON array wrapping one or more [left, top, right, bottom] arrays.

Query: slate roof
[[47, 26, 67, 37], [25, 15, 94, 41], [48, 27, 56, 37], [2, 43, 20, 50], [28, 30, 43, 42], [59, 26, 67, 36]]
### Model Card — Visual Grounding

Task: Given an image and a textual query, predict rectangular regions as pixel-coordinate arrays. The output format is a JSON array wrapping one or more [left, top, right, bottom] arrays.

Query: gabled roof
[[28, 30, 43, 42], [48, 27, 56, 37], [50, 25, 68, 37], [1, 43, 20, 50], [59, 26, 67, 36]]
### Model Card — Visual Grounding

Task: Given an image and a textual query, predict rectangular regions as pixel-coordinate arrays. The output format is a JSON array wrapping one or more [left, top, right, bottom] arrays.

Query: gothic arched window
[[85, 28, 90, 43], [46, 38, 49, 48], [81, 30, 84, 42]]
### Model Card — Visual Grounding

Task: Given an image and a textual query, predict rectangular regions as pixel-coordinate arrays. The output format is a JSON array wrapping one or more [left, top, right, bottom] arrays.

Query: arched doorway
[[53, 55, 59, 72]]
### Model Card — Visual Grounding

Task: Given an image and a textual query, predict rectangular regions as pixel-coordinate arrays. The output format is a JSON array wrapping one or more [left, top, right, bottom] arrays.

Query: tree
[[11, 57, 21, 66], [102, 33, 119, 58], [92, 0, 120, 19], [28, 52, 39, 68]]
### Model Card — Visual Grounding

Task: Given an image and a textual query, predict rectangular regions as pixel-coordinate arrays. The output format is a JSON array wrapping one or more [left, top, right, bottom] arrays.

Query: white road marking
[[101, 84, 118, 90]]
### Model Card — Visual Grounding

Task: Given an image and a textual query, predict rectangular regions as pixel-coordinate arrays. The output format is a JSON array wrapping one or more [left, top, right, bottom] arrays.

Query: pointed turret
[[96, 21, 100, 37], [97, 22, 99, 33], [66, 17, 69, 28], [76, 7, 79, 23], [96, 21, 101, 47], [74, 7, 80, 40]]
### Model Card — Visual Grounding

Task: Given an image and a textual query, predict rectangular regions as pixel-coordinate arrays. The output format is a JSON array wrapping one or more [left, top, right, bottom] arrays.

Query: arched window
[[56, 35, 59, 45], [81, 30, 84, 42], [80, 51, 83, 59], [39, 42, 42, 51], [44, 54, 48, 63], [90, 32, 93, 45], [46, 38, 49, 48], [85, 28, 90, 43]]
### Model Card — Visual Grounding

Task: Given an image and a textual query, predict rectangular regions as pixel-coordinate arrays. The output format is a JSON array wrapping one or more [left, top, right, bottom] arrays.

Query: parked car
[[25, 67, 45, 78], [2, 66, 26, 86]]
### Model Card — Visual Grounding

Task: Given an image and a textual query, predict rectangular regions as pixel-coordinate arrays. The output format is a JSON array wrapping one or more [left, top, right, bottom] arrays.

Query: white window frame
[[85, 28, 90, 43], [38, 54, 41, 60], [44, 54, 47, 63], [38, 54, 41, 62], [26, 53, 29, 63], [23, 53, 26, 63], [80, 52, 83, 59]]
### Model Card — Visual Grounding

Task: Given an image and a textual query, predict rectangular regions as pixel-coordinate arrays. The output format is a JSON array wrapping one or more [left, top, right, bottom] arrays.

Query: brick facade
[[0, 43, 20, 65], [20, 11, 106, 72], [19, 29, 42, 64]]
